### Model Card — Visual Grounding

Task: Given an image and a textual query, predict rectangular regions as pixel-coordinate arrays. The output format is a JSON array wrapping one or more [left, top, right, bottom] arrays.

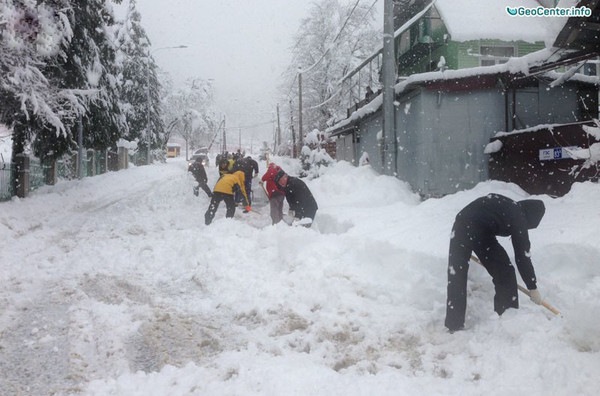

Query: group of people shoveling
[[191, 154, 557, 332], [188, 154, 317, 227]]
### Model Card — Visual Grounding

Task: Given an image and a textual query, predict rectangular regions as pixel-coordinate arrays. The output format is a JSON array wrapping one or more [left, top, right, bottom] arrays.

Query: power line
[[222, 119, 275, 130], [286, 0, 367, 100], [287, 0, 379, 103]]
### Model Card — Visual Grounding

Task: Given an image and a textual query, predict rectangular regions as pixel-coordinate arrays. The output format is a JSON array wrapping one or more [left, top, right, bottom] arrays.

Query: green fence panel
[[57, 155, 77, 179], [29, 157, 48, 191], [95, 151, 106, 175], [0, 162, 13, 201]]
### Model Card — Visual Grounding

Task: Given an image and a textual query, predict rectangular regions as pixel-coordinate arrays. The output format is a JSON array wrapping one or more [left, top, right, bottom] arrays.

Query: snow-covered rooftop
[[328, 48, 600, 134], [435, 0, 576, 46]]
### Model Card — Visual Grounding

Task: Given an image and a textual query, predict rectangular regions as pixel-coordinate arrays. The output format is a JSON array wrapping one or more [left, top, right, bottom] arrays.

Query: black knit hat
[[518, 199, 545, 229], [274, 169, 286, 184]]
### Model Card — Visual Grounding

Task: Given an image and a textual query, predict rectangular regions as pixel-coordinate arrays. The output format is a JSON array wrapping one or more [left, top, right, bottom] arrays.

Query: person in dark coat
[[275, 171, 318, 227], [233, 156, 259, 208], [445, 193, 546, 332], [188, 157, 212, 198]]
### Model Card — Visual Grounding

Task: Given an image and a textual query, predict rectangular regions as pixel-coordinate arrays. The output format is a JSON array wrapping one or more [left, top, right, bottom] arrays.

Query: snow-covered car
[[189, 148, 209, 166]]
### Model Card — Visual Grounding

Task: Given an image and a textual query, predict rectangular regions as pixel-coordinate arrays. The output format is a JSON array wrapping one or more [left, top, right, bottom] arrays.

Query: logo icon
[[506, 7, 518, 16]]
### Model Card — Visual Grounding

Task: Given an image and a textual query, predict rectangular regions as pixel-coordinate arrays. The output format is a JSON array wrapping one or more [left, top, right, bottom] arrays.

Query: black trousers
[[195, 181, 212, 198], [445, 220, 519, 331], [204, 192, 236, 225]]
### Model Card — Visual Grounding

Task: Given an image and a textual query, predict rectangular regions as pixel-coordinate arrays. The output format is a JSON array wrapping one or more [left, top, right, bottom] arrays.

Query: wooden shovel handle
[[470, 255, 561, 315]]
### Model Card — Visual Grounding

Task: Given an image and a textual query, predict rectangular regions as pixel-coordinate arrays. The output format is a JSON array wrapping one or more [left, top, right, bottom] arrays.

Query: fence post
[[117, 147, 128, 170], [87, 149, 95, 176], [14, 154, 30, 198]]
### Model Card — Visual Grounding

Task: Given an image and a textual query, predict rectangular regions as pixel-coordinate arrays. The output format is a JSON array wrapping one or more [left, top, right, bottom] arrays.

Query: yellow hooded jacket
[[213, 171, 249, 205]]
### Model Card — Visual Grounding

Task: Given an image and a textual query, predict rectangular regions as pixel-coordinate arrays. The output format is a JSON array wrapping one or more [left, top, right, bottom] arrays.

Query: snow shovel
[[470, 255, 561, 315]]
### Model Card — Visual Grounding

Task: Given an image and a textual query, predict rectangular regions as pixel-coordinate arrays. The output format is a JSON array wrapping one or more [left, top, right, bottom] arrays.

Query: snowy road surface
[[0, 157, 598, 395]]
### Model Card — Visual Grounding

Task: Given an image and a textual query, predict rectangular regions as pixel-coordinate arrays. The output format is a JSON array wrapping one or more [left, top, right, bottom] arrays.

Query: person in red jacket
[[260, 162, 285, 225]]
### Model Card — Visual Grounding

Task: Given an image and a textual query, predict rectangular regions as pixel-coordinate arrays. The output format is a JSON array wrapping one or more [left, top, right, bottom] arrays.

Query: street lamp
[[146, 45, 188, 165]]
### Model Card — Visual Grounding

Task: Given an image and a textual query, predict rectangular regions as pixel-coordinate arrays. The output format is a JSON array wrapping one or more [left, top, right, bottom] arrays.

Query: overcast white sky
[[122, 0, 313, 145], [118, 0, 384, 147]]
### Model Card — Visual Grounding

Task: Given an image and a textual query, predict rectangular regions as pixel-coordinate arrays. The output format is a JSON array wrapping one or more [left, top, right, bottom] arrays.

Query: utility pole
[[146, 55, 152, 165], [290, 99, 296, 158], [222, 115, 227, 153], [298, 71, 303, 154], [77, 116, 84, 179], [382, 0, 397, 175], [276, 103, 281, 147]]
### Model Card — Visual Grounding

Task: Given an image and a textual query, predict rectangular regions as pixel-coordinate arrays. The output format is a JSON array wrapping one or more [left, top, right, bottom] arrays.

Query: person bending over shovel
[[274, 170, 318, 227], [204, 171, 250, 225], [445, 193, 545, 332]]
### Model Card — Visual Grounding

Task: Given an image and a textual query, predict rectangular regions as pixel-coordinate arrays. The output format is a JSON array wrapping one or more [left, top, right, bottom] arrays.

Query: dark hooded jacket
[[188, 159, 208, 184], [275, 171, 318, 220], [454, 193, 545, 289], [233, 156, 259, 181]]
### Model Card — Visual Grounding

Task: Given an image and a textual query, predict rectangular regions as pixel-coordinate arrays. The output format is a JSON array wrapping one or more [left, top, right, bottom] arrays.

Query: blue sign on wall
[[539, 147, 576, 161]]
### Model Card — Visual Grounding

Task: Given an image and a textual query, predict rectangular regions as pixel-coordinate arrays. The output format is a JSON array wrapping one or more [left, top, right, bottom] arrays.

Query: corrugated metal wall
[[334, 79, 597, 197]]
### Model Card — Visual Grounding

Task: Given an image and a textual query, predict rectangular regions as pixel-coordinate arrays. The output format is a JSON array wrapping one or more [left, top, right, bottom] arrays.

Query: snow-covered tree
[[162, 77, 218, 156], [281, 0, 380, 134], [66, 0, 124, 152], [28, 0, 126, 162], [0, 0, 86, 162], [115, 0, 164, 159], [299, 128, 335, 178]]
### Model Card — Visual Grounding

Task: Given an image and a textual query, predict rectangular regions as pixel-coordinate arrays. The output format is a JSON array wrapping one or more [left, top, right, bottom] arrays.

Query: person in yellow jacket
[[205, 171, 251, 225]]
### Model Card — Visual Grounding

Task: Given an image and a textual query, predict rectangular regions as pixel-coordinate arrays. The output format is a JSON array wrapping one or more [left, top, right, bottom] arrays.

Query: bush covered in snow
[[299, 129, 335, 178]]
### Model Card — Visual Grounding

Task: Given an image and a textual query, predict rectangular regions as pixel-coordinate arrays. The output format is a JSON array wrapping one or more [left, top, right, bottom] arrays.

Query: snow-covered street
[[0, 158, 598, 395]]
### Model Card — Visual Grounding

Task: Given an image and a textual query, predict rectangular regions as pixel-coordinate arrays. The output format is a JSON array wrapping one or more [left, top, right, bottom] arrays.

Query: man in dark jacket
[[275, 171, 318, 227], [233, 156, 259, 208], [188, 157, 212, 198], [445, 194, 546, 332]]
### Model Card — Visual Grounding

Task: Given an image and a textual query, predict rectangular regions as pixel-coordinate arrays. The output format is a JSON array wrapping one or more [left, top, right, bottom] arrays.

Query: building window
[[581, 61, 598, 76], [480, 45, 515, 66], [399, 31, 410, 55]]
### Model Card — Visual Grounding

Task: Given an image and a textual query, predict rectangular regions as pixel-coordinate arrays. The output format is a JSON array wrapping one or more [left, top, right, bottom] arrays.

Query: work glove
[[258, 181, 264, 186], [529, 288, 543, 305], [288, 210, 295, 218]]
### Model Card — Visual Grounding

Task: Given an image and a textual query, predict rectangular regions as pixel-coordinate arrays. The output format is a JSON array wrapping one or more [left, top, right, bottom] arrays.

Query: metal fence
[[0, 147, 154, 202], [0, 162, 12, 201], [29, 158, 49, 191]]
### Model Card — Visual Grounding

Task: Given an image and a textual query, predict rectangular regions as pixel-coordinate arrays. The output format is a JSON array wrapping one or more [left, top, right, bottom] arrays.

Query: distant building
[[166, 143, 181, 158]]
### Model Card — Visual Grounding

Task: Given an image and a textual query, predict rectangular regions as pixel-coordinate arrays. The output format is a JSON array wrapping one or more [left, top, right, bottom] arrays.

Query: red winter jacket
[[261, 163, 284, 198]]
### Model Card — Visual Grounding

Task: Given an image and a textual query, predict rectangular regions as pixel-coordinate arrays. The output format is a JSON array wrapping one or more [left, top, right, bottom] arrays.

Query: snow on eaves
[[494, 120, 597, 137], [328, 48, 587, 134]]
